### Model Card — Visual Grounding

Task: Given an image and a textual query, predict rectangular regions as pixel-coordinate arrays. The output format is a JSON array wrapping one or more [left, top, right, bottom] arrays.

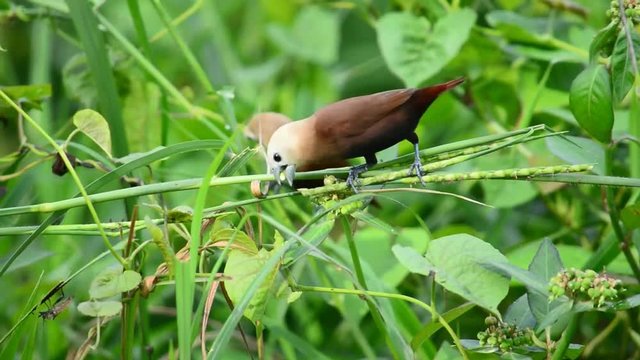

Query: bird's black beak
[[271, 164, 296, 187]]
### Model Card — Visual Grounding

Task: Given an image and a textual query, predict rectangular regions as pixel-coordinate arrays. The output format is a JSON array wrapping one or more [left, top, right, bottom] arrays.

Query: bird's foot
[[409, 160, 427, 187], [346, 164, 368, 193]]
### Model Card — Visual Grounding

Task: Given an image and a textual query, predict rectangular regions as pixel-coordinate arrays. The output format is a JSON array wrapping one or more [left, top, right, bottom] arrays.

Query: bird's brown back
[[310, 78, 463, 160]]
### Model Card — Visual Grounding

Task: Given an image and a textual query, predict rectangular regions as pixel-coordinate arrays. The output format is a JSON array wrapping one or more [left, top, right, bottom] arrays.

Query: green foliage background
[[0, 0, 639, 359]]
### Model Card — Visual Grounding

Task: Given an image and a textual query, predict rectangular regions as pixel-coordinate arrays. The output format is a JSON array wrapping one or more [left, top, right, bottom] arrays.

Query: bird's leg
[[407, 134, 426, 186], [346, 154, 377, 193]]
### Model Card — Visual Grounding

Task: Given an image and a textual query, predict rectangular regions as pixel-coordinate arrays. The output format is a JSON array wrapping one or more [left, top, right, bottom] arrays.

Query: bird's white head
[[266, 123, 301, 186]]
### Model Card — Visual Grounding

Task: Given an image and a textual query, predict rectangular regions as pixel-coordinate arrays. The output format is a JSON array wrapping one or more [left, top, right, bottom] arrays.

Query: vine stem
[[0, 89, 126, 266]]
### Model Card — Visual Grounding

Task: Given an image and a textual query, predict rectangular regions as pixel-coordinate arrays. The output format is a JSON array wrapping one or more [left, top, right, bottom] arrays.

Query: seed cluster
[[608, 0, 640, 24], [548, 268, 623, 307], [476, 316, 533, 352]]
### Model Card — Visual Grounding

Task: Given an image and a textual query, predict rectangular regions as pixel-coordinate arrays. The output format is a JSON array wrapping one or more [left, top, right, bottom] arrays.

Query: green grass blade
[[0, 140, 222, 277], [65, 0, 129, 157]]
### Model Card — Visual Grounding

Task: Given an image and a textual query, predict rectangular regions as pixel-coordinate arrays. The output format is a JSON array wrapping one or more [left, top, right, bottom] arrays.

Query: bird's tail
[[414, 77, 465, 105]]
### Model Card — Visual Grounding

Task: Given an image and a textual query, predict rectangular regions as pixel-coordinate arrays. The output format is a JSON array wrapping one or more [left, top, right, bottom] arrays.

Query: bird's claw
[[409, 161, 427, 187], [346, 164, 368, 193]]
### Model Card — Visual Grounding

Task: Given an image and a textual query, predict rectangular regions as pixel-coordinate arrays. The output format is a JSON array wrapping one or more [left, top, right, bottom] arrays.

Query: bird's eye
[[273, 153, 282, 162]]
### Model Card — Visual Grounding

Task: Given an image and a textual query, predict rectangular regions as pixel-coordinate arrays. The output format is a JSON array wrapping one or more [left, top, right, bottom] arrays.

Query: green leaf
[[537, 300, 572, 330], [424, 234, 510, 315], [211, 228, 258, 255], [481, 260, 548, 296], [611, 25, 640, 103], [611, 27, 640, 102], [224, 241, 282, 323], [621, 203, 640, 230], [589, 21, 619, 61], [89, 267, 142, 299], [569, 64, 614, 143], [527, 239, 563, 324], [73, 109, 113, 157], [0, 84, 51, 116], [376, 9, 476, 87], [77, 300, 122, 317], [354, 227, 428, 288], [612, 294, 640, 310], [504, 294, 536, 329], [392, 244, 436, 276], [546, 135, 605, 175], [267, 6, 340, 65]]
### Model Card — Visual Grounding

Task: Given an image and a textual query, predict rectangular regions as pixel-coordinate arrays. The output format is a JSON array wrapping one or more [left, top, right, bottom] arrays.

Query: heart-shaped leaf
[[89, 267, 142, 299], [77, 300, 122, 317], [376, 9, 476, 87], [73, 109, 112, 157]]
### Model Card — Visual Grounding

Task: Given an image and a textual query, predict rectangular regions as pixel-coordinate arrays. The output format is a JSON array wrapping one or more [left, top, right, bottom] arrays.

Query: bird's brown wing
[[313, 89, 414, 140]]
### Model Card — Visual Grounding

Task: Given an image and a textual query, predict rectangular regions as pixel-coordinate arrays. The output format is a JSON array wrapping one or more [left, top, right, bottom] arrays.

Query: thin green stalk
[[126, 0, 151, 56], [340, 216, 401, 359], [149, 0, 204, 43], [0, 90, 125, 266], [605, 147, 640, 282], [550, 314, 578, 360], [150, 0, 215, 94], [292, 284, 468, 359]]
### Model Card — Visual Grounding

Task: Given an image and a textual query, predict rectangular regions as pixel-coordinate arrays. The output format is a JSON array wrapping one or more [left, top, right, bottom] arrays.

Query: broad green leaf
[[481, 261, 548, 296], [355, 227, 428, 287], [0, 84, 51, 115], [527, 239, 563, 324], [77, 300, 122, 317], [621, 203, 640, 230], [376, 9, 476, 87], [211, 228, 258, 255], [392, 244, 436, 276], [589, 21, 619, 61], [73, 109, 113, 157], [611, 25, 640, 103], [89, 267, 142, 299], [536, 300, 572, 330], [424, 234, 510, 315], [504, 294, 536, 329], [267, 6, 339, 65], [224, 242, 281, 323], [546, 135, 605, 175], [569, 64, 614, 143]]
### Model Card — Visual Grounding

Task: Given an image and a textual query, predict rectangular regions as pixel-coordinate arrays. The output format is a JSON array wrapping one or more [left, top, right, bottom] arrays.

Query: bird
[[266, 78, 465, 191], [245, 112, 349, 189], [244, 112, 292, 148]]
